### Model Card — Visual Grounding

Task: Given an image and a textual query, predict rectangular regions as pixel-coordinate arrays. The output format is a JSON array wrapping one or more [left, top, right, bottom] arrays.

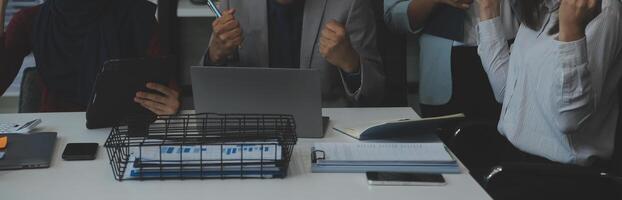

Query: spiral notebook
[[310, 143, 460, 174]]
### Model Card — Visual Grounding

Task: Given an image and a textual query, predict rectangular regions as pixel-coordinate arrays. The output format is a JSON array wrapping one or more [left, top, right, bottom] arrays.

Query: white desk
[[0, 108, 491, 200]]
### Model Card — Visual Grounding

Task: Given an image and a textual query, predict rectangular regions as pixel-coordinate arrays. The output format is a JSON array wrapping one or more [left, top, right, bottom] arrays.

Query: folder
[[333, 114, 465, 140], [310, 143, 461, 174]]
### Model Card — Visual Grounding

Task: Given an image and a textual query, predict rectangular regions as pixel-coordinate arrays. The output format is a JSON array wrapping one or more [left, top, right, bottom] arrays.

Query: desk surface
[[178, 0, 217, 18], [0, 108, 491, 200]]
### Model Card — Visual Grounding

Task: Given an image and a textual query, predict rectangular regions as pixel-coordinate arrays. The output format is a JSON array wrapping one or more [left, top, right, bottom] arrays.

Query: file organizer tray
[[104, 113, 297, 181]]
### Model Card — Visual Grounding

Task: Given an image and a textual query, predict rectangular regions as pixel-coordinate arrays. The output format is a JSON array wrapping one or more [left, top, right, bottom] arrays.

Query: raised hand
[[558, 0, 601, 42], [319, 20, 360, 73], [208, 9, 243, 63], [476, 0, 500, 20]]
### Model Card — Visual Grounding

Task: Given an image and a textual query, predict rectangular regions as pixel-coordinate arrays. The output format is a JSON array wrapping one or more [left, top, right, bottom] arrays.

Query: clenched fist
[[208, 9, 243, 63], [558, 0, 601, 42], [319, 20, 360, 73]]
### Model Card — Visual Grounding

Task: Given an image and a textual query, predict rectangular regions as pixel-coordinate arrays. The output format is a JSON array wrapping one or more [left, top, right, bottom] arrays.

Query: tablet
[[86, 57, 175, 129]]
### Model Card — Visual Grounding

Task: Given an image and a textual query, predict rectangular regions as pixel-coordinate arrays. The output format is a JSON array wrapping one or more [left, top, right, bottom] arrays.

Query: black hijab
[[32, 0, 157, 107]]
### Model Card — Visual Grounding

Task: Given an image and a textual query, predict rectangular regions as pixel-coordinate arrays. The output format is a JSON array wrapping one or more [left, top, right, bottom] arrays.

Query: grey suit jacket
[[202, 0, 385, 107]]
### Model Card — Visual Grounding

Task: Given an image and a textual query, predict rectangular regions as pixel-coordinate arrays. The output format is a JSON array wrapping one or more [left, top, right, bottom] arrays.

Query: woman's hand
[[477, 0, 500, 21], [558, 0, 601, 42], [134, 83, 181, 115]]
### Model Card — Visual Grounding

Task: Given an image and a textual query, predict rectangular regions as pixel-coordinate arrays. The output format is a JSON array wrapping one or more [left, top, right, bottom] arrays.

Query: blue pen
[[206, 0, 222, 18], [207, 0, 241, 48]]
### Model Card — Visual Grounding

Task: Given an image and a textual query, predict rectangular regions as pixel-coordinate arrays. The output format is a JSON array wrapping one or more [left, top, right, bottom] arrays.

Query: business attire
[[202, 0, 385, 107], [0, 0, 161, 112], [480, 0, 622, 165], [456, 0, 622, 184], [384, 0, 519, 119]]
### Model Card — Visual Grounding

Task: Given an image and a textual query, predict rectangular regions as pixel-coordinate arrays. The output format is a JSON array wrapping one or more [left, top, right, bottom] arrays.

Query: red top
[[0, 6, 163, 112]]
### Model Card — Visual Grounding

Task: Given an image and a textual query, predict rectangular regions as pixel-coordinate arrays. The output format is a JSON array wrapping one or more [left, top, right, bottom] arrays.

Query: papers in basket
[[122, 144, 283, 179]]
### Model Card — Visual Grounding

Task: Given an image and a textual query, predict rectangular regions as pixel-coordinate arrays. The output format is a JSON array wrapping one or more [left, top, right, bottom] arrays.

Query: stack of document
[[311, 143, 460, 174], [123, 144, 284, 179]]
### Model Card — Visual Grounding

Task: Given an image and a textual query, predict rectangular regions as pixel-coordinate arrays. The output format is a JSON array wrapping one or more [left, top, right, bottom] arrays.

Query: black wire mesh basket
[[104, 113, 297, 181]]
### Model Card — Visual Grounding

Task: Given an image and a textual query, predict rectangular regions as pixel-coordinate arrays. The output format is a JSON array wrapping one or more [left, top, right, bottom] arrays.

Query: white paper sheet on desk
[[130, 144, 282, 163], [313, 143, 454, 164]]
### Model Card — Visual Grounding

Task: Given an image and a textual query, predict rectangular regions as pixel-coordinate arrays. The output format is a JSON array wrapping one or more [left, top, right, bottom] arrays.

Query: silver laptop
[[191, 66, 325, 138], [0, 132, 57, 170]]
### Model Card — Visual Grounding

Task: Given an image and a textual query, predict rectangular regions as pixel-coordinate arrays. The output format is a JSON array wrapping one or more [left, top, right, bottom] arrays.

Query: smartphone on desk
[[62, 143, 99, 161], [366, 172, 447, 186]]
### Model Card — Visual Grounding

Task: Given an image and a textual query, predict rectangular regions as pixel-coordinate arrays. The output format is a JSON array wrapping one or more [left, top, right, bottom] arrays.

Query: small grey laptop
[[191, 66, 325, 138], [0, 132, 57, 170]]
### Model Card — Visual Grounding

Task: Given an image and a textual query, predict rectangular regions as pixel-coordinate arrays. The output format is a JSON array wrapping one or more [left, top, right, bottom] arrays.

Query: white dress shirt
[[455, 0, 518, 46], [477, 0, 622, 165]]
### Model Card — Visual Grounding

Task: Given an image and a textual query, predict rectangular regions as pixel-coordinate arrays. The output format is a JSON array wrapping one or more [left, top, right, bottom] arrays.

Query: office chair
[[452, 85, 622, 199], [18, 67, 44, 113]]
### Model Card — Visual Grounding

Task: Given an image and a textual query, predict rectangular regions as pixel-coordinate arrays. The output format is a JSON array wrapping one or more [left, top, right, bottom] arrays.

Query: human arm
[[1, 6, 36, 96], [326, 0, 386, 104], [320, 21, 361, 74], [476, 0, 508, 102], [135, 82, 180, 115], [558, 0, 601, 42], [133, 18, 181, 115], [384, 0, 471, 35], [546, 0, 618, 134], [206, 8, 242, 64]]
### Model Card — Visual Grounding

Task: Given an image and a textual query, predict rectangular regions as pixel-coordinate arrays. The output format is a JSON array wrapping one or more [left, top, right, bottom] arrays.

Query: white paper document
[[313, 143, 454, 164], [131, 144, 283, 162]]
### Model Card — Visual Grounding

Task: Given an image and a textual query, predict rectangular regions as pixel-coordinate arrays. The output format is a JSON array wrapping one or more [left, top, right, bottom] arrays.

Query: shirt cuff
[[558, 37, 588, 66], [478, 17, 505, 43], [390, 1, 422, 35], [340, 68, 362, 95]]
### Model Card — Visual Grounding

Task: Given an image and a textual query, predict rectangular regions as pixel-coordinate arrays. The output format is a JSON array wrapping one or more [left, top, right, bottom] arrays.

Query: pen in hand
[[206, 0, 222, 18], [207, 0, 243, 50]]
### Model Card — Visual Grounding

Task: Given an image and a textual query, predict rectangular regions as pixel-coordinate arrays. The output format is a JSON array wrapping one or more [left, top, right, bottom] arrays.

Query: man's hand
[[319, 20, 360, 73], [558, 0, 601, 42], [436, 0, 473, 10], [208, 9, 243, 63], [134, 83, 180, 115], [477, 0, 500, 20]]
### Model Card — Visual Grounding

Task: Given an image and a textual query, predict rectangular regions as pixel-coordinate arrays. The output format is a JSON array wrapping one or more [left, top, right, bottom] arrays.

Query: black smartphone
[[366, 172, 447, 186], [62, 143, 99, 161]]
